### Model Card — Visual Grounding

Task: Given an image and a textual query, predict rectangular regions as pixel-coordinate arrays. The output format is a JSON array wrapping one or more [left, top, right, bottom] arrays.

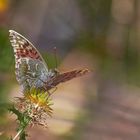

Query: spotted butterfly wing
[[45, 69, 89, 90], [9, 30, 89, 93], [9, 30, 54, 92]]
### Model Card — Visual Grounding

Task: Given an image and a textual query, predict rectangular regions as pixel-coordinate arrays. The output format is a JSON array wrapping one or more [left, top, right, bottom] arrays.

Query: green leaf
[[8, 106, 31, 140]]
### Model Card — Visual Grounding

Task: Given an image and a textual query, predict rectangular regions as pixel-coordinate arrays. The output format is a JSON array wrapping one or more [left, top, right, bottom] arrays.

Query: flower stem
[[13, 129, 23, 140]]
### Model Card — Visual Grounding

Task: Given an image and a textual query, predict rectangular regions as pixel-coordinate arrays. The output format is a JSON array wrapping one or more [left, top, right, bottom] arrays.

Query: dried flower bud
[[14, 88, 53, 127]]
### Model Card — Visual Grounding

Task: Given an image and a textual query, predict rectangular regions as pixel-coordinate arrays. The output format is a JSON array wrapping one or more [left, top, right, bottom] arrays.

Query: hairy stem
[[13, 129, 23, 140]]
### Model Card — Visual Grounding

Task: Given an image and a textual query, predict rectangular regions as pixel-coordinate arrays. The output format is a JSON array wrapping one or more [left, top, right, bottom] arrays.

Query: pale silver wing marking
[[9, 30, 48, 70], [9, 30, 55, 92]]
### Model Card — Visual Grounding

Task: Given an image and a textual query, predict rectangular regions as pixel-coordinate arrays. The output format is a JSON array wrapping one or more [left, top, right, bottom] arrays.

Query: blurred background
[[1, 0, 140, 140]]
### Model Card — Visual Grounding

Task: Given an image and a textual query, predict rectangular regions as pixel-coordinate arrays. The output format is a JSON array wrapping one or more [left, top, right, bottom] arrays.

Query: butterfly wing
[[9, 30, 54, 92], [46, 69, 89, 90]]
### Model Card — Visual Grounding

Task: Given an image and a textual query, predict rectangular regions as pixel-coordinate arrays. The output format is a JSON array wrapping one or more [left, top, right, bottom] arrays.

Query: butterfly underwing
[[9, 30, 89, 93]]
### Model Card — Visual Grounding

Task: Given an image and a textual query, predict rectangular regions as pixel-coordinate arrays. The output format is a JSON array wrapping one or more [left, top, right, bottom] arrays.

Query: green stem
[[12, 117, 31, 140], [13, 129, 23, 140]]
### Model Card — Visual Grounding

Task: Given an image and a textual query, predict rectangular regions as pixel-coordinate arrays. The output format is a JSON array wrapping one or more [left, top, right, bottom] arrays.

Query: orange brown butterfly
[[9, 30, 89, 94]]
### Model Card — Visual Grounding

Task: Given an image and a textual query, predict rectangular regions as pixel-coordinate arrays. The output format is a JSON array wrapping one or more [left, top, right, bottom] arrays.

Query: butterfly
[[9, 30, 89, 94]]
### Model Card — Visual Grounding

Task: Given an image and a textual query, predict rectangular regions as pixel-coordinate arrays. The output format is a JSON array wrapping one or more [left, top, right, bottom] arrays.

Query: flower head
[[14, 88, 53, 127]]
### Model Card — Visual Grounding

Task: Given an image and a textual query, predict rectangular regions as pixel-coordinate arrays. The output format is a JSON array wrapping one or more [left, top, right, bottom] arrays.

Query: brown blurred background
[[1, 0, 140, 140]]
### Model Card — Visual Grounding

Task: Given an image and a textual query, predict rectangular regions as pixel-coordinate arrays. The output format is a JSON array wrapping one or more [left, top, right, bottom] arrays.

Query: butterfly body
[[9, 30, 89, 93]]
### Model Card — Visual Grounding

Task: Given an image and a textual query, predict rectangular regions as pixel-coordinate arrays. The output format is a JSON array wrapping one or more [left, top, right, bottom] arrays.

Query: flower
[[14, 88, 53, 127]]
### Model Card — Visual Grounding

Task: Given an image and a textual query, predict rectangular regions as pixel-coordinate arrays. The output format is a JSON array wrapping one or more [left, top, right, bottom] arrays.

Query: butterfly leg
[[44, 90, 52, 101], [46, 90, 51, 96], [50, 86, 57, 94], [45, 86, 57, 99]]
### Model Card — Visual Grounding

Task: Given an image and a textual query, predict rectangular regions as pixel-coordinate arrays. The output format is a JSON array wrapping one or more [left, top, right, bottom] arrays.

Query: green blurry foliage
[[42, 52, 61, 69], [75, 0, 140, 86], [75, 32, 107, 58], [0, 28, 14, 72], [0, 29, 14, 130]]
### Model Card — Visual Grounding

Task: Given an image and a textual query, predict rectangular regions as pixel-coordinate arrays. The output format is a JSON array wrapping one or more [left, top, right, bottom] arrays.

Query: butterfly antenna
[[53, 47, 58, 69]]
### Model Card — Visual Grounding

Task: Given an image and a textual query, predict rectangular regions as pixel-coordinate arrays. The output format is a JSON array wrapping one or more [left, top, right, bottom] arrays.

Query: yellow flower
[[15, 88, 53, 127]]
